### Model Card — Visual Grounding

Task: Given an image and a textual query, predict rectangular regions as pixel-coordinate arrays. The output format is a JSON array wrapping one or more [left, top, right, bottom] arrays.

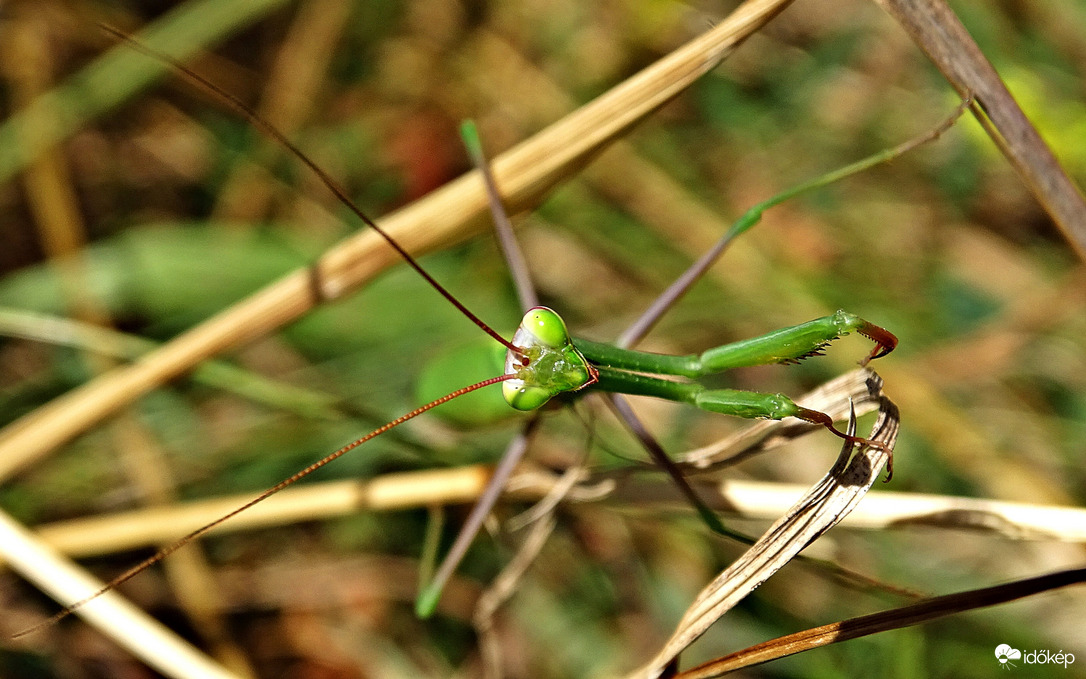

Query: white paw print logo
[[995, 644, 1022, 669]]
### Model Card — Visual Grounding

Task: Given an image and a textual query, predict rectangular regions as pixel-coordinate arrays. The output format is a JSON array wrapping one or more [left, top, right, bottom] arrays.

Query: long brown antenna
[[13, 374, 513, 638], [97, 23, 523, 356]]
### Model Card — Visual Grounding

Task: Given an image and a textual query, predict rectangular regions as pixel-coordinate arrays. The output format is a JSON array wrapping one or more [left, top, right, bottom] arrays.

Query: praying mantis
[[4, 3, 1080, 678], [12, 19, 924, 631]]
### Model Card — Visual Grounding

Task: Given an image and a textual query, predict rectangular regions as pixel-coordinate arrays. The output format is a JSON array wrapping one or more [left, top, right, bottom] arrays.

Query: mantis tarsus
[[6, 10, 970, 668]]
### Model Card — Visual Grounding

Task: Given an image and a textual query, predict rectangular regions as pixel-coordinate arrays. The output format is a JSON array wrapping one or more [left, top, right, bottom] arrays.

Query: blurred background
[[0, 0, 1083, 677]]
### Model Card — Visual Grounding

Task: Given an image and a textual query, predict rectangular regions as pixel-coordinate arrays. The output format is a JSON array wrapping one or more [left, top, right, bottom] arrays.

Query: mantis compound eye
[[502, 382, 556, 411], [520, 307, 570, 348]]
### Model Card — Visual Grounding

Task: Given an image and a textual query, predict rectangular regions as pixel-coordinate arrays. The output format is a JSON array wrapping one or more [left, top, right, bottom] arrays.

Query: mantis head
[[503, 307, 597, 410]]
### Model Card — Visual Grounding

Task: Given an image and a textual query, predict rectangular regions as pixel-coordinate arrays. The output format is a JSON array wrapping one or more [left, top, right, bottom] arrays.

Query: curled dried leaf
[[626, 376, 899, 679]]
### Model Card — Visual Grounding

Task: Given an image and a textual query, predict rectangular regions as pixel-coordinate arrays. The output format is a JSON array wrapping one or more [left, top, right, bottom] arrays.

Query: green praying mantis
[[413, 111, 971, 615], [15, 23, 970, 640]]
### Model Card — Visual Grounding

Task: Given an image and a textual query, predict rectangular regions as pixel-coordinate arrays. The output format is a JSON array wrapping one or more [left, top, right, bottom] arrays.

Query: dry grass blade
[[704, 480, 1086, 542], [876, 0, 1086, 258], [625, 381, 900, 679], [7, 466, 502, 563], [20, 459, 1085, 566], [0, 0, 796, 483], [675, 567, 1086, 677], [0, 508, 239, 679], [0, 307, 347, 419]]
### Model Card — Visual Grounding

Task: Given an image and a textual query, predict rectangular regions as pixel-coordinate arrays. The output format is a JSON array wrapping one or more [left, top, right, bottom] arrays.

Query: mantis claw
[[856, 321, 899, 366], [794, 407, 895, 480]]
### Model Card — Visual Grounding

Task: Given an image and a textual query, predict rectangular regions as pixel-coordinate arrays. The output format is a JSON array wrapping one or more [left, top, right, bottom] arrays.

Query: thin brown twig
[[675, 567, 1086, 677]]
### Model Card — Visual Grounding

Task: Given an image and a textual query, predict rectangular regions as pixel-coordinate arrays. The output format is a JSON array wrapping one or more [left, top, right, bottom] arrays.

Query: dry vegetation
[[0, 0, 1083, 677]]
